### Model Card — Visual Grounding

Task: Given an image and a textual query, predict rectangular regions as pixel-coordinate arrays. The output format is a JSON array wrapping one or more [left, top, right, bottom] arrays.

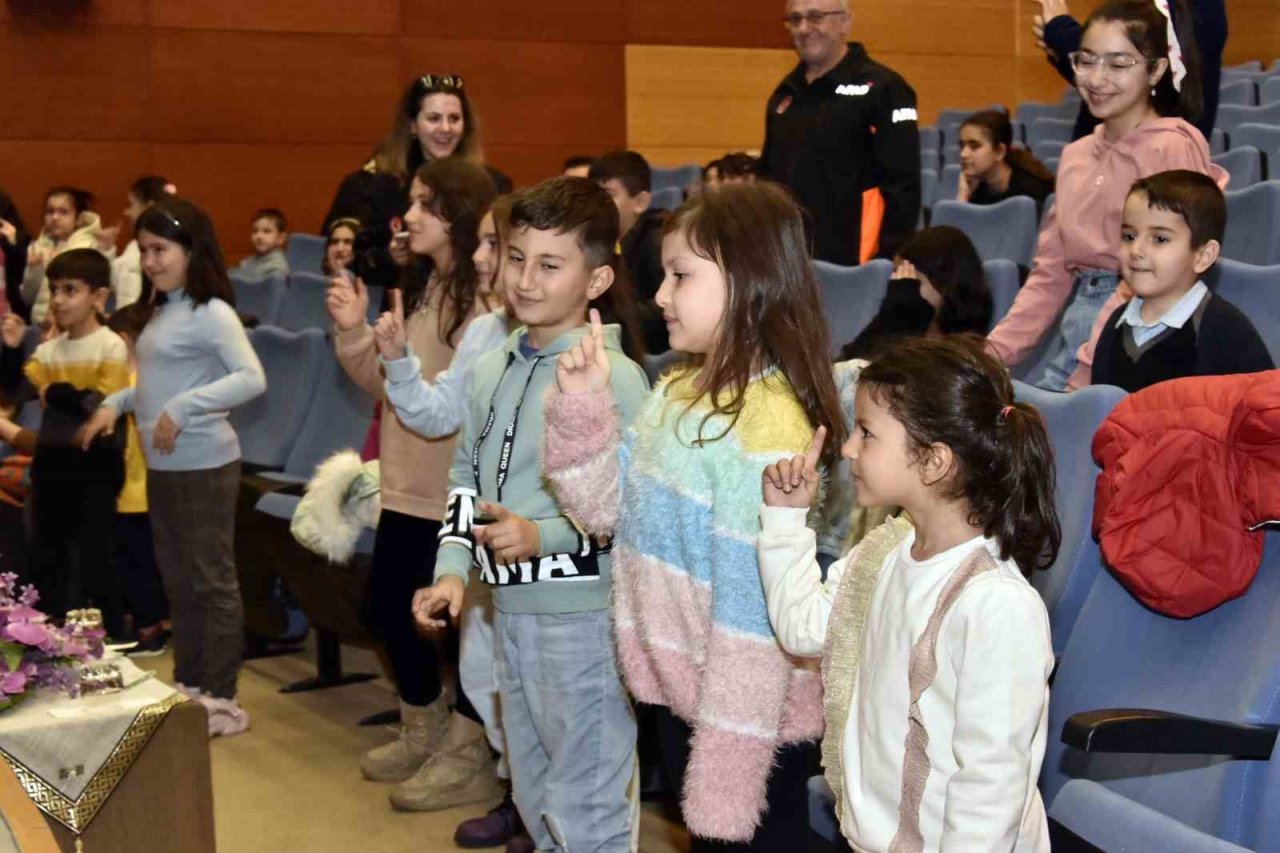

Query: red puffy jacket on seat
[[1092, 370, 1280, 617]]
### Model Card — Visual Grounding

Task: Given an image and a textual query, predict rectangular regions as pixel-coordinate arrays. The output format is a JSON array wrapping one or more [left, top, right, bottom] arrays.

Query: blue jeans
[[1025, 270, 1121, 392], [497, 609, 636, 852]]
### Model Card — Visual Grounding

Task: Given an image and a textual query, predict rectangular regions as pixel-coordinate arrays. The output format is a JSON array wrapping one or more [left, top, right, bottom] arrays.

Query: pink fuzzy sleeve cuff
[[543, 388, 621, 536]]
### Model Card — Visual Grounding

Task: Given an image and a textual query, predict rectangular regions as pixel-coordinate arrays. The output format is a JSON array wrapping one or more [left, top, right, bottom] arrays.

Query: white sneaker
[[199, 694, 250, 738]]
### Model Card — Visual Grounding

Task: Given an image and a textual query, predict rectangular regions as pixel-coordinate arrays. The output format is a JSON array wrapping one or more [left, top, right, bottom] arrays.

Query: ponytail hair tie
[[1152, 0, 1187, 93], [998, 404, 1015, 426]]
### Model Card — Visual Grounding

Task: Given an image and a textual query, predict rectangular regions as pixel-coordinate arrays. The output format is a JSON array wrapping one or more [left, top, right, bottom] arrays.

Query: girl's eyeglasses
[[1069, 51, 1152, 78]]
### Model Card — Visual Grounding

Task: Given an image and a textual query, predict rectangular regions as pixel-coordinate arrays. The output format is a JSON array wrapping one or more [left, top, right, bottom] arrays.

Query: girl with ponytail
[[758, 334, 1059, 851], [988, 0, 1225, 392], [956, 110, 1056, 215]]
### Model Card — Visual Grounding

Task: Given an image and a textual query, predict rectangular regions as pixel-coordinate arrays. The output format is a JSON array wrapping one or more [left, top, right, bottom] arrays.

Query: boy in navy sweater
[[1092, 170, 1273, 393]]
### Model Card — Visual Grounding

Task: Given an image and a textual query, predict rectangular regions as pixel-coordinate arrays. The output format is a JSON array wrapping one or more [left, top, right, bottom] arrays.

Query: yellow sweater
[[23, 326, 141, 512]]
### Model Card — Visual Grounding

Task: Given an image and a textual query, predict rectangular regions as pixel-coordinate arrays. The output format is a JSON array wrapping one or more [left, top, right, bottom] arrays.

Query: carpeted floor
[[136, 641, 690, 852]]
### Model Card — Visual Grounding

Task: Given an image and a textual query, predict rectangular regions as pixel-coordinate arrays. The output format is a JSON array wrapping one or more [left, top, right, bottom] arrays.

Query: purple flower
[[0, 669, 26, 695]]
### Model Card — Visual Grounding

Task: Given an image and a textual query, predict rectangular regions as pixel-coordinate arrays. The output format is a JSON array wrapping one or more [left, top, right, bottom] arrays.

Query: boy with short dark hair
[[1091, 170, 1273, 392], [231, 208, 290, 280], [1, 248, 129, 633], [414, 177, 650, 852], [589, 150, 670, 352]]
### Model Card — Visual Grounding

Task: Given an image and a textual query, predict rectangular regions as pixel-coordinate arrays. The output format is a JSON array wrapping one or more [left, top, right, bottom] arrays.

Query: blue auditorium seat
[[1043, 531, 1280, 851], [1206, 258, 1280, 364], [918, 126, 941, 151], [813, 259, 892, 357], [231, 327, 325, 470], [1012, 381, 1126, 653], [650, 164, 700, 194], [1016, 101, 1078, 126], [1217, 103, 1280, 138], [984, 258, 1021, 330], [920, 146, 939, 172], [938, 164, 962, 208], [1219, 79, 1259, 107], [1261, 76, 1280, 106], [1222, 181, 1280, 265], [649, 187, 684, 212], [285, 234, 326, 276], [919, 168, 938, 220], [930, 196, 1039, 268], [1032, 139, 1067, 160], [1215, 146, 1264, 188], [278, 272, 333, 333], [230, 271, 285, 327], [1027, 118, 1075, 152], [1232, 124, 1280, 174], [1211, 127, 1228, 155]]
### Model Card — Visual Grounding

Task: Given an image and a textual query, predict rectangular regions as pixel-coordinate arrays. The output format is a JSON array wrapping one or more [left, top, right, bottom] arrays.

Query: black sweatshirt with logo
[[761, 42, 921, 266]]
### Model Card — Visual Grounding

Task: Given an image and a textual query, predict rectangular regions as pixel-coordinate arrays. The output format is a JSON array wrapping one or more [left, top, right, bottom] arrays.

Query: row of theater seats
[[915, 181, 1280, 268], [229, 270, 383, 333], [812, 254, 1280, 381], [807, 375, 1280, 851]]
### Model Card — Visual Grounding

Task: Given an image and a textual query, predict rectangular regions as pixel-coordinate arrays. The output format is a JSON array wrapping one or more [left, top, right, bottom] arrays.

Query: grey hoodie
[[435, 323, 649, 614]]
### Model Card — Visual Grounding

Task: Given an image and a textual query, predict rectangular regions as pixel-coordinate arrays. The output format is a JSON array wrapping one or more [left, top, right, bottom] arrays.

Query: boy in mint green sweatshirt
[[414, 177, 649, 852]]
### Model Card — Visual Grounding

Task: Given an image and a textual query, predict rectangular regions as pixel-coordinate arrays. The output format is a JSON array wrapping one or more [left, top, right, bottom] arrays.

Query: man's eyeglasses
[[783, 9, 847, 29], [1068, 51, 1151, 78]]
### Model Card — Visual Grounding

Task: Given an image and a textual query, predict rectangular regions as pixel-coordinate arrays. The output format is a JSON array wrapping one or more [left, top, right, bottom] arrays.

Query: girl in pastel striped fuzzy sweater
[[543, 184, 846, 849]]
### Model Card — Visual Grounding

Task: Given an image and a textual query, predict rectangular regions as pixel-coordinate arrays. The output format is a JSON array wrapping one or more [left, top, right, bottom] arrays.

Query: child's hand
[[152, 410, 181, 454], [325, 273, 369, 332], [474, 501, 541, 564], [1, 314, 25, 349], [77, 406, 119, 450], [555, 308, 610, 395], [412, 576, 465, 630], [97, 221, 122, 253], [761, 426, 826, 509], [0, 219, 16, 245], [891, 260, 920, 281], [27, 245, 48, 269], [389, 233, 413, 267], [374, 288, 408, 360]]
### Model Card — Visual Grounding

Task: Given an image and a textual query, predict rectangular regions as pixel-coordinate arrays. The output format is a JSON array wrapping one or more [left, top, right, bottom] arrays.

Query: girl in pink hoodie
[[988, 0, 1226, 391]]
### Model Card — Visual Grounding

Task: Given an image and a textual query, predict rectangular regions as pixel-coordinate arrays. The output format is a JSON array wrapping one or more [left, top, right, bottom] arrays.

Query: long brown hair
[[373, 75, 483, 181], [860, 335, 1061, 575], [662, 184, 847, 467], [403, 158, 497, 345], [960, 110, 1055, 185]]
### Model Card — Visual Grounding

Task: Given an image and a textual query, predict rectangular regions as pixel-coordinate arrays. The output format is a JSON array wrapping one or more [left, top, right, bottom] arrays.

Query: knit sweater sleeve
[[333, 324, 385, 400], [681, 399, 813, 843], [757, 505, 837, 657], [987, 203, 1072, 366]]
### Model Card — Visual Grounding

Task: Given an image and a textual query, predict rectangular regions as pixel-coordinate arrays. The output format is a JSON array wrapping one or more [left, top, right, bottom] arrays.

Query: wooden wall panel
[[399, 39, 625, 149], [1222, 1, 1280, 66], [623, 0, 791, 48], [0, 142, 152, 239], [0, 0, 146, 26], [151, 144, 371, 256], [402, 0, 625, 44], [150, 0, 400, 35], [150, 31, 400, 144], [0, 24, 151, 142]]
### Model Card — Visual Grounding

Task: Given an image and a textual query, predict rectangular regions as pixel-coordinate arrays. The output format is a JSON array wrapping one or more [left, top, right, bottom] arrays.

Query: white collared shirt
[[1117, 280, 1210, 347]]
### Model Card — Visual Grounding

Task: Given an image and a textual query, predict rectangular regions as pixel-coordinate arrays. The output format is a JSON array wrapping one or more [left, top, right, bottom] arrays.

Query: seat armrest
[[1063, 708, 1278, 759]]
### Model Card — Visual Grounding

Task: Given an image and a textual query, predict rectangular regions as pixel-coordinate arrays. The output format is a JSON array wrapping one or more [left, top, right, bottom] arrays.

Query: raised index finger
[[391, 288, 403, 319], [588, 307, 604, 346], [803, 425, 827, 472]]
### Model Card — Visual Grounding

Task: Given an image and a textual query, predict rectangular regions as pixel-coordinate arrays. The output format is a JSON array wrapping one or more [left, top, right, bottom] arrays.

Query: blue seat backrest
[[285, 234, 326, 276], [1219, 79, 1258, 107], [1223, 181, 1280, 265], [1262, 76, 1280, 105], [1017, 101, 1077, 126], [920, 147, 939, 173], [1217, 102, 1280, 137], [918, 126, 941, 150], [1027, 117, 1075, 150], [1042, 532, 1280, 849], [230, 271, 285, 327], [938, 164, 961, 206], [1033, 139, 1067, 160], [651, 164, 700, 194], [1013, 381, 1126, 653], [231, 327, 325, 469], [931, 196, 1039, 268], [280, 342, 374, 480], [1205, 258, 1280, 364], [984, 259, 1021, 331], [813, 259, 892, 357], [1214, 146, 1263, 188], [278, 272, 333, 333], [920, 168, 938, 213], [1233, 124, 1280, 173], [1211, 127, 1228, 155], [650, 187, 684, 212]]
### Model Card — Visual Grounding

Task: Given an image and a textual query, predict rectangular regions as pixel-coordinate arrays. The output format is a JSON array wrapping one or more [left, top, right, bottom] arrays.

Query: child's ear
[[93, 288, 110, 312], [635, 190, 652, 214], [1193, 239, 1221, 275], [586, 264, 615, 301], [918, 442, 955, 489]]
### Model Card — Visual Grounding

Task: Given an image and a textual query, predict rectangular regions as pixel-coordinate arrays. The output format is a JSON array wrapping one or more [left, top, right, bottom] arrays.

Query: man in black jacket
[[761, 0, 921, 266]]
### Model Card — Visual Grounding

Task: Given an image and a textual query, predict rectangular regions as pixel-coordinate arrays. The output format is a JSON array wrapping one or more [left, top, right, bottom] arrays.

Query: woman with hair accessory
[[322, 75, 512, 290]]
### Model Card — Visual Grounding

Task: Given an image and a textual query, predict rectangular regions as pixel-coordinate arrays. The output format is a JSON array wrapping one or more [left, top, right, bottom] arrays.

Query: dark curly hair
[[859, 335, 1060, 576], [899, 226, 994, 336]]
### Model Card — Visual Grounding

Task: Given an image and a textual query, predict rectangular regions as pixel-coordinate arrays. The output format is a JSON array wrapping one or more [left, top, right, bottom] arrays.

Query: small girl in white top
[[757, 334, 1058, 852]]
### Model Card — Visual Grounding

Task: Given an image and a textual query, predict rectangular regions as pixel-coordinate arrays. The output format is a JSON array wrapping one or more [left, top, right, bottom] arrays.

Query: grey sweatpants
[[148, 461, 243, 699], [497, 608, 636, 852]]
